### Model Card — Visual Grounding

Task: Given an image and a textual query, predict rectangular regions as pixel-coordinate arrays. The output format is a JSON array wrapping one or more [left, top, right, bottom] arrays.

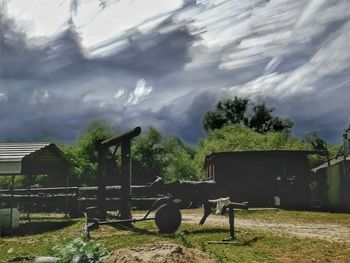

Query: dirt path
[[135, 211, 350, 243], [182, 213, 350, 243]]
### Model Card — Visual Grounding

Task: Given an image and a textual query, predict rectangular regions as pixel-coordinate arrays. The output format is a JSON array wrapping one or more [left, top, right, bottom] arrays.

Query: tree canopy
[[132, 128, 197, 182], [203, 96, 294, 133], [62, 120, 117, 185]]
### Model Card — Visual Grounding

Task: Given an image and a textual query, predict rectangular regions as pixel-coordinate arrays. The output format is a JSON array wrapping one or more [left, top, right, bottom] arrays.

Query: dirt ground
[[135, 210, 350, 243], [103, 241, 214, 263], [181, 212, 350, 243]]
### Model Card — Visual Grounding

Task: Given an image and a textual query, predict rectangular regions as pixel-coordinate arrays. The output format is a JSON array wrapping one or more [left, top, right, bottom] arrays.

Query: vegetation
[[203, 97, 293, 133], [305, 131, 343, 167], [132, 128, 197, 182], [194, 124, 310, 177], [1, 210, 349, 262], [51, 238, 106, 263], [61, 126, 197, 185], [61, 120, 117, 186], [2, 96, 340, 188]]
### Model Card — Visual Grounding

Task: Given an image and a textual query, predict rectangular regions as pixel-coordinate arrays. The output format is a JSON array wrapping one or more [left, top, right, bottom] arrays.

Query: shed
[[205, 150, 320, 209], [0, 143, 72, 227], [0, 143, 70, 177]]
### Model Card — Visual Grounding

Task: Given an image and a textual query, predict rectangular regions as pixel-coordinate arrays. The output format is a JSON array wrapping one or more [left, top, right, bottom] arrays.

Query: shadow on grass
[[183, 228, 230, 235], [1, 220, 77, 237], [117, 224, 162, 237]]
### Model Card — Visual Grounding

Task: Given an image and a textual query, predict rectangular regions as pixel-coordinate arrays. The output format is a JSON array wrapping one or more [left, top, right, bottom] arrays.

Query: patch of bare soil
[[102, 241, 214, 263], [182, 213, 350, 243]]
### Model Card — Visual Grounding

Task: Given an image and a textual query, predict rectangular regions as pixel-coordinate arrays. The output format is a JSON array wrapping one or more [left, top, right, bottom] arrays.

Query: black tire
[[155, 204, 182, 234]]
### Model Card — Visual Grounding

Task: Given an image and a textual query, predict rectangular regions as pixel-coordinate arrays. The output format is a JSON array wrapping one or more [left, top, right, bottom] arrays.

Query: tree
[[132, 128, 197, 182], [62, 120, 117, 185], [203, 97, 293, 133], [249, 102, 294, 133], [203, 97, 249, 132]]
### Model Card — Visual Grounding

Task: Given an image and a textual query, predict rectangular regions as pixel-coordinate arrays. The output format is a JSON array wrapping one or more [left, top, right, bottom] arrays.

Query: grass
[[0, 210, 349, 262], [235, 209, 350, 225]]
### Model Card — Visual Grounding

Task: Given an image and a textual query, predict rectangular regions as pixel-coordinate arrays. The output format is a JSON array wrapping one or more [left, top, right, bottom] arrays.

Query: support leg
[[228, 205, 235, 240]]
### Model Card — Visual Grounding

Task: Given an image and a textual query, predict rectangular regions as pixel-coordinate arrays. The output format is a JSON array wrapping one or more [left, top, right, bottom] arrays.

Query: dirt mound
[[103, 241, 214, 263]]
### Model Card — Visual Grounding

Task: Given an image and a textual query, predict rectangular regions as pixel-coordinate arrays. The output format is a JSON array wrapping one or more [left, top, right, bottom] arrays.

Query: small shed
[[0, 143, 70, 178], [205, 150, 319, 209], [0, 143, 72, 226]]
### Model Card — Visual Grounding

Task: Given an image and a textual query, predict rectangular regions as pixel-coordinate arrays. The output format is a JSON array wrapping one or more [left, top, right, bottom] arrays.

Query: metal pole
[[65, 168, 69, 217], [120, 139, 132, 220], [27, 175, 32, 221], [97, 147, 108, 220], [229, 205, 235, 240], [10, 175, 15, 228]]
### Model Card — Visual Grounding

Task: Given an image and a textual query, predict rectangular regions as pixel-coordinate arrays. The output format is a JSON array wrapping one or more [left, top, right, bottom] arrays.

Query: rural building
[[205, 150, 320, 209], [0, 143, 72, 222], [0, 142, 71, 181]]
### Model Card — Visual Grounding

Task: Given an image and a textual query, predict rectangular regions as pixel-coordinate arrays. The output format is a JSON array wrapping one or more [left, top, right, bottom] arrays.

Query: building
[[205, 150, 319, 209]]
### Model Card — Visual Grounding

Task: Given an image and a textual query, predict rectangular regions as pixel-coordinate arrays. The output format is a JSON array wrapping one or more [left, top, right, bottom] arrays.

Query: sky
[[1, 0, 350, 144]]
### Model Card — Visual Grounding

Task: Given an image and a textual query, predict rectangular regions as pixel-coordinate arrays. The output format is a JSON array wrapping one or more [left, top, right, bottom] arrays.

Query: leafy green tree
[[249, 103, 293, 133], [132, 128, 197, 182], [203, 97, 293, 133], [62, 120, 117, 185], [203, 97, 249, 132]]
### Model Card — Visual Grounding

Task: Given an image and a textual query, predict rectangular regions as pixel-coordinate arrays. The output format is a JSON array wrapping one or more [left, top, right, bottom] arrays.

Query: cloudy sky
[[1, 0, 350, 144]]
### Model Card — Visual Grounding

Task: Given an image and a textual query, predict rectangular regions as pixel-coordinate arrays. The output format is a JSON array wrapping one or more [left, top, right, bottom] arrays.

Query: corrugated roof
[[0, 143, 51, 162], [0, 143, 70, 175]]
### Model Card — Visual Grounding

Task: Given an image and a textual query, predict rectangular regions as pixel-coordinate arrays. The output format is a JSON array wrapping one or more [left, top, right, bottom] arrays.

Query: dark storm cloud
[[1, 0, 350, 144]]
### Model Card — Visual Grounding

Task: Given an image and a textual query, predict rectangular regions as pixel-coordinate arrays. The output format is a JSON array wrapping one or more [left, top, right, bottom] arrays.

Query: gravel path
[[135, 211, 350, 243], [182, 213, 350, 243]]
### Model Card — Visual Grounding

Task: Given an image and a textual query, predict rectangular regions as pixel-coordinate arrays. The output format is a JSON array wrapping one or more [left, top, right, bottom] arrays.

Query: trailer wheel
[[155, 204, 182, 234]]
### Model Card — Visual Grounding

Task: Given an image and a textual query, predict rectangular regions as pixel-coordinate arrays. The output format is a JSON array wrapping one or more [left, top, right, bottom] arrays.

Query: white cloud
[[73, 0, 184, 50], [6, 0, 71, 39], [114, 89, 125, 98], [30, 90, 49, 105], [0, 92, 8, 103], [126, 79, 153, 105]]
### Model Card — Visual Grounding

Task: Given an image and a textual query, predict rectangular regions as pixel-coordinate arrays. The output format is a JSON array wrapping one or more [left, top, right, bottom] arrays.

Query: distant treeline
[[0, 97, 340, 188]]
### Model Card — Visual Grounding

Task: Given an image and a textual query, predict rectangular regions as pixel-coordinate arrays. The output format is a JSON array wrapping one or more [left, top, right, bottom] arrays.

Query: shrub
[[51, 238, 106, 263]]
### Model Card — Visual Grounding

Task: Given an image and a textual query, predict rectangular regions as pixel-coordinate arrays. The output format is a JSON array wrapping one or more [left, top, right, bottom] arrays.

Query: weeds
[[178, 230, 193, 248], [51, 237, 106, 263]]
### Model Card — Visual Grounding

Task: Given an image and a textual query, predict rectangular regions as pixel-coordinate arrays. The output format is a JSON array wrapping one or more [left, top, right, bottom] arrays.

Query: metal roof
[[0, 143, 70, 175], [0, 143, 50, 162], [311, 156, 350, 173]]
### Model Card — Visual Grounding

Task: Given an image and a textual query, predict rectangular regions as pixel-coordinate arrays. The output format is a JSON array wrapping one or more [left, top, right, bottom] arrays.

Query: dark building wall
[[205, 151, 312, 208], [314, 160, 350, 212]]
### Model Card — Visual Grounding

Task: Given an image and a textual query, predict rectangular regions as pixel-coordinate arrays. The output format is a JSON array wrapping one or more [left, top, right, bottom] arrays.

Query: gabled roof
[[0, 143, 70, 175], [0, 143, 50, 162]]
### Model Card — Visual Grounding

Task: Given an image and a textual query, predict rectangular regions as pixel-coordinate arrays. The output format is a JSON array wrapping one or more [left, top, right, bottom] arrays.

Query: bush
[[51, 238, 106, 263]]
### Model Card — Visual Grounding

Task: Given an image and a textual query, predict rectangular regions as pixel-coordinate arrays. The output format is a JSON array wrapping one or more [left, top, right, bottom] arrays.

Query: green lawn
[[0, 210, 349, 263]]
